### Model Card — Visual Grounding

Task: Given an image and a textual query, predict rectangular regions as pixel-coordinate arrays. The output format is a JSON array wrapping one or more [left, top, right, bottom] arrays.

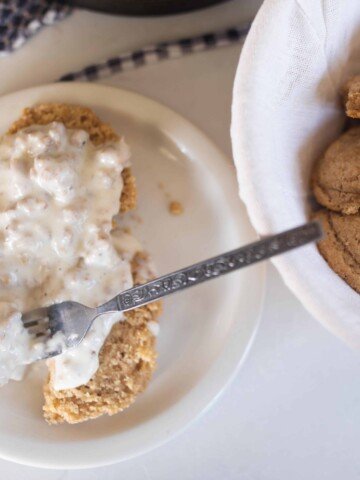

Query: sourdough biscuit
[[43, 253, 161, 425], [344, 75, 360, 119], [313, 209, 360, 293], [43, 301, 161, 424], [312, 127, 360, 214], [8, 103, 136, 212], [9, 104, 160, 424]]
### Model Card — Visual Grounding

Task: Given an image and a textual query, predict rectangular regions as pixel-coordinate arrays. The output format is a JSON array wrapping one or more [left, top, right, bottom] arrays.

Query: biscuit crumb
[[129, 212, 143, 224], [158, 181, 171, 200], [344, 76, 360, 118], [158, 181, 184, 215], [169, 200, 184, 216]]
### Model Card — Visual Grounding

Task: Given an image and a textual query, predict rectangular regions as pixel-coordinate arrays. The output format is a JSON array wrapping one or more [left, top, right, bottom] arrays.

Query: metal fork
[[22, 221, 322, 360]]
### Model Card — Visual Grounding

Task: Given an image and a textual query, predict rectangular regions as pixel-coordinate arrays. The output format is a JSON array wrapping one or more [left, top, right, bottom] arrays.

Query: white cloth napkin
[[231, 0, 360, 348]]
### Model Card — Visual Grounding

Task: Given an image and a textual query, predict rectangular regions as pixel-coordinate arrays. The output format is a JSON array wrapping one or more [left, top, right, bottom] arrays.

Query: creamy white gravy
[[0, 122, 153, 390]]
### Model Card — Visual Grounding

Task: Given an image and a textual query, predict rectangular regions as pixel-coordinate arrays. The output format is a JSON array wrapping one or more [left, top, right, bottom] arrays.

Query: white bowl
[[0, 83, 265, 468], [231, 0, 360, 347]]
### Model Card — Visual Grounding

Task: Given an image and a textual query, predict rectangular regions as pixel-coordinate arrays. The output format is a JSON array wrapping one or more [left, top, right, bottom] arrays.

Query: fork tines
[[22, 308, 51, 338]]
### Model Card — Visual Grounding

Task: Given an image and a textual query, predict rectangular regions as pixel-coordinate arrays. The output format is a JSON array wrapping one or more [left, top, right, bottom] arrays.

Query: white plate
[[0, 83, 265, 469]]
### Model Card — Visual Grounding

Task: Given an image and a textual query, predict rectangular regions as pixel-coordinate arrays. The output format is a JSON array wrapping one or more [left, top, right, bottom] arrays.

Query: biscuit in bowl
[[313, 209, 360, 294], [312, 127, 360, 215]]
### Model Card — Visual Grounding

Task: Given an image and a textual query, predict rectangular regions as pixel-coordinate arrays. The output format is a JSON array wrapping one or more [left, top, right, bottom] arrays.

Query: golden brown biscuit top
[[312, 127, 360, 214]]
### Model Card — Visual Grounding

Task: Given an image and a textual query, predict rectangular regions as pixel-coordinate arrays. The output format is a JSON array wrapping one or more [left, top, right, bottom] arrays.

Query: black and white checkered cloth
[[0, 1, 249, 81], [0, 0, 249, 80], [59, 24, 250, 82], [0, 0, 71, 55]]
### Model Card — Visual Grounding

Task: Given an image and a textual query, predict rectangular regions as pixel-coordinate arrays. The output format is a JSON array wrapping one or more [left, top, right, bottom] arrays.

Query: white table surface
[[1, 1, 360, 478]]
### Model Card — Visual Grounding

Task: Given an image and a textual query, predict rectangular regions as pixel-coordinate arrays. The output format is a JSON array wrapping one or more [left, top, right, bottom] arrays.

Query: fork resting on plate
[[22, 221, 322, 360]]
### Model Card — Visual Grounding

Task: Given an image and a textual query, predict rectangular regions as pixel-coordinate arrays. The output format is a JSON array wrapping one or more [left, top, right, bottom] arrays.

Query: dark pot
[[72, 0, 230, 16]]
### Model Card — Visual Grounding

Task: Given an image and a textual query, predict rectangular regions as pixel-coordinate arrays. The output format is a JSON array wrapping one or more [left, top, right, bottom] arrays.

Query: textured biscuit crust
[[310, 78, 360, 292], [43, 254, 161, 425], [344, 76, 360, 119], [8, 104, 160, 424], [8, 103, 136, 212], [43, 306, 160, 424], [313, 209, 360, 293], [312, 127, 360, 215]]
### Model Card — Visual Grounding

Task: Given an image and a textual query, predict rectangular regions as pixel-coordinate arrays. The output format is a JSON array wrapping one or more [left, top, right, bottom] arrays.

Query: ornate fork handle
[[98, 221, 321, 313]]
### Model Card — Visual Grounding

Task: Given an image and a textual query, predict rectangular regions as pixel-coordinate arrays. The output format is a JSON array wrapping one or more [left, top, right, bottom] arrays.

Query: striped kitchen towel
[[59, 23, 250, 82]]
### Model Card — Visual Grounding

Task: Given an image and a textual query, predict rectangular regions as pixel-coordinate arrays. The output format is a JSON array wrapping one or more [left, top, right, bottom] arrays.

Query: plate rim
[[0, 82, 266, 469]]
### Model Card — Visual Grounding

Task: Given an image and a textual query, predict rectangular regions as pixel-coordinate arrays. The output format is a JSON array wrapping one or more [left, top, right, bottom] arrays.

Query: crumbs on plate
[[168, 200, 184, 216], [158, 181, 184, 216]]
